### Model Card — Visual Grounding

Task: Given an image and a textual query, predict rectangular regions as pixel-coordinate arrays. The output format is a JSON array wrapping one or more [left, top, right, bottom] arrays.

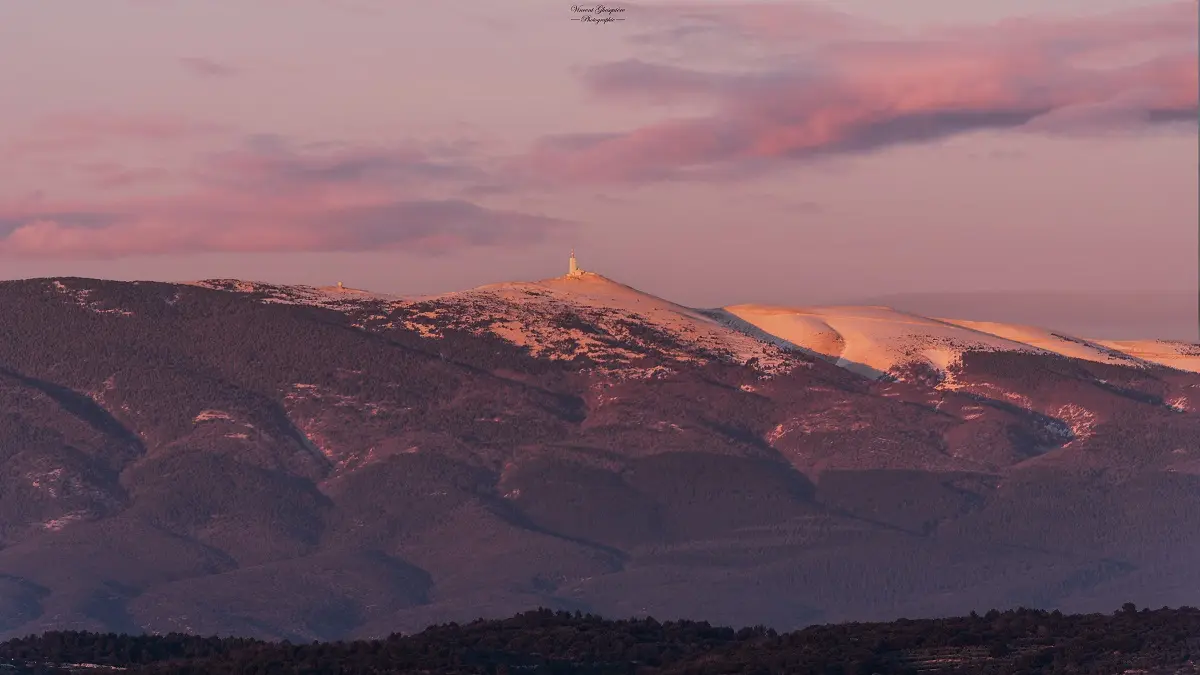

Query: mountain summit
[[195, 263, 1200, 383], [0, 273, 1198, 641]]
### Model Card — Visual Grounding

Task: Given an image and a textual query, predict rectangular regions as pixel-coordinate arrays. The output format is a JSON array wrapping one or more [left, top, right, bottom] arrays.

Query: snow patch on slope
[[1054, 404, 1097, 445], [42, 511, 89, 532], [189, 279, 401, 310], [723, 305, 1044, 381], [1095, 340, 1200, 374], [49, 280, 135, 317], [724, 304, 1200, 380], [941, 320, 1149, 367]]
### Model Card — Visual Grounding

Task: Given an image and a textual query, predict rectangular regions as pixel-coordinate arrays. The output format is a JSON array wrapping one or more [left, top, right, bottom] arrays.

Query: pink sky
[[1, 0, 1196, 311]]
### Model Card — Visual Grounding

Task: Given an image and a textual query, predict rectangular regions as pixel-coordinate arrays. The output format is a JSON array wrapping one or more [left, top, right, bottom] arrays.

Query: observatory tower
[[568, 249, 584, 277]]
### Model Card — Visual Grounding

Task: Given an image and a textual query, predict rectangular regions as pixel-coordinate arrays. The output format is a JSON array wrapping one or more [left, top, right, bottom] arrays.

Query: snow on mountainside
[[193, 274, 802, 377], [187, 276, 1200, 380], [724, 304, 1200, 379], [721, 305, 1048, 381], [189, 279, 402, 308], [8, 274, 1200, 639], [425, 272, 799, 374], [1095, 339, 1200, 373], [940, 320, 1152, 368]]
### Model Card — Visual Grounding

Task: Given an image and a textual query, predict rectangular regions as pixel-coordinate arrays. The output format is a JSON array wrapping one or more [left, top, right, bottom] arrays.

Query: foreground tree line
[[2, 605, 1198, 674]]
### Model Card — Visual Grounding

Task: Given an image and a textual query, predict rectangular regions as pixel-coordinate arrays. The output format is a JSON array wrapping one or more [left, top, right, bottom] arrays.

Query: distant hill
[[0, 273, 1199, 641]]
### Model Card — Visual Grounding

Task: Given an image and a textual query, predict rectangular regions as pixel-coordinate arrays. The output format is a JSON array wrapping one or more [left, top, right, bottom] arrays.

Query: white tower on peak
[[568, 249, 584, 277]]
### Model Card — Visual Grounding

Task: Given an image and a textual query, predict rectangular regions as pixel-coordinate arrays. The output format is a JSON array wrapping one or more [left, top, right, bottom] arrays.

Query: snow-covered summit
[[722, 304, 1048, 381], [179, 272, 1200, 379], [722, 304, 1199, 380], [401, 271, 802, 376]]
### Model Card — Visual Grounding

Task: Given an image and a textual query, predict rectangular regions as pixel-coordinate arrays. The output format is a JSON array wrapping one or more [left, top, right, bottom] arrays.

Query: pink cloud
[[519, 1, 1198, 183], [196, 135, 484, 199], [0, 197, 566, 259], [0, 136, 563, 258]]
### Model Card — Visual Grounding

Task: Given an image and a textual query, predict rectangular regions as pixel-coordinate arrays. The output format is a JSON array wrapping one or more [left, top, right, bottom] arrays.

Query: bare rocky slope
[[0, 274, 1198, 641]]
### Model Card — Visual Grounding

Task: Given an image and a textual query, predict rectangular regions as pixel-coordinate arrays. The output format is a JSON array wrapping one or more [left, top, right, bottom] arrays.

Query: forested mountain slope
[[0, 275, 1197, 641]]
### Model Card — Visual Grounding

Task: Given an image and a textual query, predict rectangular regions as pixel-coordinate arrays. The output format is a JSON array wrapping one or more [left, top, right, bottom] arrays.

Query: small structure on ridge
[[568, 249, 585, 278]]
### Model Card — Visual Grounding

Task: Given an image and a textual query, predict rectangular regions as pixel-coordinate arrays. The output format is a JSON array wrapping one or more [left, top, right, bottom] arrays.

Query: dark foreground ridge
[[2, 605, 1199, 675]]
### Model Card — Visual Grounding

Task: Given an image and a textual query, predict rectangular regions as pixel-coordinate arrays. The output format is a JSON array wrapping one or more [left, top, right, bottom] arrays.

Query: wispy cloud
[[178, 56, 240, 78], [517, 1, 1198, 183], [0, 135, 565, 258], [196, 134, 486, 197], [0, 199, 565, 258]]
